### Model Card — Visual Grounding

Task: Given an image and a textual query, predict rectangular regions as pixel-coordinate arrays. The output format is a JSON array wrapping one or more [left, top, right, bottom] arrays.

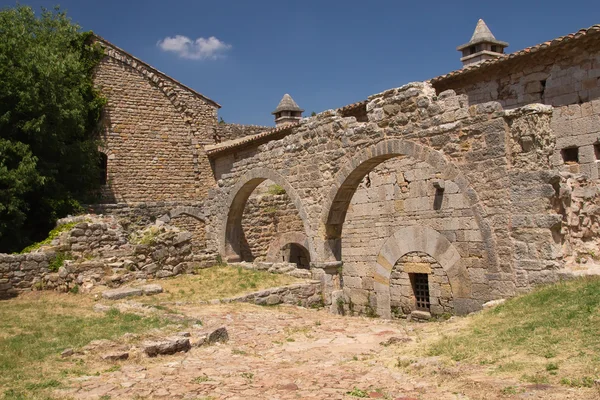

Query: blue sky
[[3, 1, 600, 126]]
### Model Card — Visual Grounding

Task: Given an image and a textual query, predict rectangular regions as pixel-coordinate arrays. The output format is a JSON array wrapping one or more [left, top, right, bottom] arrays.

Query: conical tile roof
[[470, 19, 497, 42], [457, 19, 508, 50], [272, 94, 304, 114]]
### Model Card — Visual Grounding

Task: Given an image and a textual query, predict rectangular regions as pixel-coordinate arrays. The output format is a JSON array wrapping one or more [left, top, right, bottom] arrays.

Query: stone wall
[[207, 82, 566, 316], [390, 252, 453, 317], [0, 217, 197, 298], [93, 38, 218, 202], [432, 37, 600, 180], [340, 154, 482, 315], [550, 101, 600, 180], [87, 202, 204, 231], [240, 184, 305, 261], [432, 40, 600, 109], [557, 172, 600, 268]]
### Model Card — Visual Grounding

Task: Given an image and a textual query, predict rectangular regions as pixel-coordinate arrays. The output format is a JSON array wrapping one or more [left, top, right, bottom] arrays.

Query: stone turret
[[457, 19, 508, 67], [272, 94, 303, 126]]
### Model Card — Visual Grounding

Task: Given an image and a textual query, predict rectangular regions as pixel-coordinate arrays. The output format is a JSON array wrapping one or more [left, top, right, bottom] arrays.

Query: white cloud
[[157, 35, 232, 60]]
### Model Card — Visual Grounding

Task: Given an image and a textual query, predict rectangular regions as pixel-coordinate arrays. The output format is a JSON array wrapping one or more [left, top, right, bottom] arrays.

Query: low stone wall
[[0, 217, 198, 297], [0, 253, 54, 299], [85, 202, 204, 231], [221, 281, 322, 308]]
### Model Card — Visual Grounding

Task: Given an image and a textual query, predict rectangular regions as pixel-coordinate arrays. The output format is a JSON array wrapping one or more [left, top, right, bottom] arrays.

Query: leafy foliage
[[20, 221, 78, 253], [0, 5, 105, 253]]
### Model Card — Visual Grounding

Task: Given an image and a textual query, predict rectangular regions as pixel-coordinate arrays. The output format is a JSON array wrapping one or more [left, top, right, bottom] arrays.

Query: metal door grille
[[413, 273, 430, 311]]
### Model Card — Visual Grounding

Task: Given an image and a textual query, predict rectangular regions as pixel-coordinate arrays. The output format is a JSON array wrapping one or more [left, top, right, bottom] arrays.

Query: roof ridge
[[92, 33, 221, 108]]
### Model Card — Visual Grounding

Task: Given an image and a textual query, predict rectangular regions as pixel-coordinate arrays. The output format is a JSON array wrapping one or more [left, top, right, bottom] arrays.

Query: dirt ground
[[56, 302, 599, 400]]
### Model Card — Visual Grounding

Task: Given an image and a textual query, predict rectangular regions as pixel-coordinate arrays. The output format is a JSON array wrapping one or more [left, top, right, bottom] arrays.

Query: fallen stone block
[[101, 351, 129, 361], [265, 294, 281, 305], [206, 327, 229, 344], [61, 348, 74, 358], [93, 304, 112, 313], [102, 287, 143, 300], [140, 284, 163, 295], [143, 337, 191, 357], [482, 299, 506, 309], [410, 310, 431, 321]]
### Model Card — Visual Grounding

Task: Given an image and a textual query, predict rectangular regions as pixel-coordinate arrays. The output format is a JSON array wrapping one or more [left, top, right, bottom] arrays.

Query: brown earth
[[56, 303, 599, 400]]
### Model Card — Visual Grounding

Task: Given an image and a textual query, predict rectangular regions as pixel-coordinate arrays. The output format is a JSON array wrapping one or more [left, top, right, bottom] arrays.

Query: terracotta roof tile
[[206, 100, 369, 157]]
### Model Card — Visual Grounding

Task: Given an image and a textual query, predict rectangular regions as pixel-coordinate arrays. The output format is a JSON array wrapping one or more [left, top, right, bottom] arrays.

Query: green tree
[[0, 5, 105, 253]]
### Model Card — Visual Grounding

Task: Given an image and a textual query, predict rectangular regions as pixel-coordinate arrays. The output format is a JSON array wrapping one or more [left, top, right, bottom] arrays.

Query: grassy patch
[[267, 184, 286, 195], [140, 265, 303, 303], [0, 292, 170, 399], [428, 277, 600, 386], [129, 225, 161, 245], [19, 222, 78, 254]]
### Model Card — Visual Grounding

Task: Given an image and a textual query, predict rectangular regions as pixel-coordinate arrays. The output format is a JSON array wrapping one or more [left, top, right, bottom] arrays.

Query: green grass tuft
[[427, 277, 600, 386]]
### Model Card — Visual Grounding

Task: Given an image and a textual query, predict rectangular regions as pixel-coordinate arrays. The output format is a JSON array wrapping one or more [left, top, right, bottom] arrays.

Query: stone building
[[9, 21, 599, 317]]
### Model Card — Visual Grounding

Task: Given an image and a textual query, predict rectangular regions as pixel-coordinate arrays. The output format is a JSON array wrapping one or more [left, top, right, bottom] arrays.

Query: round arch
[[218, 168, 315, 263], [374, 226, 474, 318], [265, 231, 310, 263], [318, 138, 497, 270]]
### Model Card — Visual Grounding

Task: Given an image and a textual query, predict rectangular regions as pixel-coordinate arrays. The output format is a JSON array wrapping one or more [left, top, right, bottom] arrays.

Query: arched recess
[[319, 138, 497, 270], [374, 226, 473, 318], [219, 168, 315, 263], [266, 231, 310, 263]]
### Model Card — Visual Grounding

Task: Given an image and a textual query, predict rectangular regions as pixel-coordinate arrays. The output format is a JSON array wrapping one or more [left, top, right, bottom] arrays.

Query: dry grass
[[0, 292, 171, 400], [426, 277, 600, 389], [139, 265, 304, 304]]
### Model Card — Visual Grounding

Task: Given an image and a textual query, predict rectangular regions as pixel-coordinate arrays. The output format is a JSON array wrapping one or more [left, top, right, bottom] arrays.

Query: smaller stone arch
[[266, 231, 311, 265], [374, 226, 475, 318], [169, 206, 205, 221], [218, 168, 315, 263]]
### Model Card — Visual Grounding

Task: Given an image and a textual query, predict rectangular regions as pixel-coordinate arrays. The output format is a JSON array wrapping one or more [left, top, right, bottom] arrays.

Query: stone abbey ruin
[[2, 20, 600, 319]]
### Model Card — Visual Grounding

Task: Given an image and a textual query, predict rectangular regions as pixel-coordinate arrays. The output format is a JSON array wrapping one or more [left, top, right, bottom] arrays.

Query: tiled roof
[[432, 23, 600, 84], [206, 100, 369, 157], [205, 123, 299, 156]]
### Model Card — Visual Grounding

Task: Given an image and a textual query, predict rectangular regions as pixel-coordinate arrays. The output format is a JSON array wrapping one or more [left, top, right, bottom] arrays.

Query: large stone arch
[[265, 231, 310, 263], [318, 138, 498, 270], [374, 226, 475, 318], [219, 168, 315, 263]]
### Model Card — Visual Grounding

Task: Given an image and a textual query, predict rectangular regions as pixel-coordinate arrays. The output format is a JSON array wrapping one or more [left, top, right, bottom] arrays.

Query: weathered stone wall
[[549, 101, 600, 180], [432, 38, 600, 180], [340, 154, 483, 315], [240, 184, 305, 261], [557, 172, 600, 268], [87, 202, 204, 230], [0, 217, 197, 298], [207, 82, 564, 316], [432, 41, 600, 109], [169, 214, 206, 251], [93, 39, 218, 202], [390, 252, 453, 317]]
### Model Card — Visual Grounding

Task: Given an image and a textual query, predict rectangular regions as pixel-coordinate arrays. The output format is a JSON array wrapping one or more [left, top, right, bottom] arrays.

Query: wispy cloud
[[157, 35, 232, 60]]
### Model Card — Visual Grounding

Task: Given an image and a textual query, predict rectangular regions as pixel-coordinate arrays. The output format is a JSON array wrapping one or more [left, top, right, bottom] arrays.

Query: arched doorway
[[265, 231, 311, 269]]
